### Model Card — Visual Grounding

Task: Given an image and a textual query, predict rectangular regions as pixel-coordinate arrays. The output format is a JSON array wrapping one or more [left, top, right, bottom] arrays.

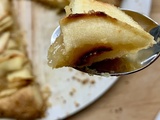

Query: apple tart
[[0, 0, 46, 119], [48, 0, 155, 69], [34, 0, 122, 9]]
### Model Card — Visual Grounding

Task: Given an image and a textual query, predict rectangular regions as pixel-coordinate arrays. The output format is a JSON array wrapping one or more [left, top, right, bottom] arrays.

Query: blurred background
[[10, 0, 160, 120]]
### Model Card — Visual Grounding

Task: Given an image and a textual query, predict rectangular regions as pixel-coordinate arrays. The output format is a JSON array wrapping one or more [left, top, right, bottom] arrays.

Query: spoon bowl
[[51, 10, 160, 76]]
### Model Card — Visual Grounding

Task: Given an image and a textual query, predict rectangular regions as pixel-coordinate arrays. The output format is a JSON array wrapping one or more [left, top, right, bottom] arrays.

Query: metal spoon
[[51, 10, 160, 76]]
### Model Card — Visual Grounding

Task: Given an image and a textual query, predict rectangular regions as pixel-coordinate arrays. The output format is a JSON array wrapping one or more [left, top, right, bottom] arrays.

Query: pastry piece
[[65, 0, 142, 29], [0, 0, 46, 119], [48, 0, 155, 68], [34, 0, 122, 9]]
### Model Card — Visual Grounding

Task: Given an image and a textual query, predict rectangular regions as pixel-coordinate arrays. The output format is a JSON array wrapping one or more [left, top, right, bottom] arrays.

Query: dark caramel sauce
[[75, 46, 142, 74], [90, 57, 141, 73], [78, 56, 142, 74], [76, 46, 112, 66]]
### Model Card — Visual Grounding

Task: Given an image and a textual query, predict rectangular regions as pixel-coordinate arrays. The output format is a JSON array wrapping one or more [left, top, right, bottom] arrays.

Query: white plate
[[42, 68, 118, 120], [41, 0, 152, 119], [155, 111, 160, 120]]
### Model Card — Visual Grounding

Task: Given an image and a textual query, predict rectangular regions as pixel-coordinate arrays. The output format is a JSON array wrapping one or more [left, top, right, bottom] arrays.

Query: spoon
[[51, 10, 160, 76]]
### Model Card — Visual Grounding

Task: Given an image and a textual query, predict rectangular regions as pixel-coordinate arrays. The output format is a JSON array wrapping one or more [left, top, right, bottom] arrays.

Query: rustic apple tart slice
[[48, 0, 155, 68], [0, 0, 46, 119]]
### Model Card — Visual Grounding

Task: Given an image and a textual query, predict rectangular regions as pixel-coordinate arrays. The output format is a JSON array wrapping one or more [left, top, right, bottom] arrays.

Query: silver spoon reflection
[[51, 10, 160, 76]]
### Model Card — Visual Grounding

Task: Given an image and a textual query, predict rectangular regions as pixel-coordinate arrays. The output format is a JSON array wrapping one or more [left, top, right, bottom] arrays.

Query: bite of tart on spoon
[[48, 0, 159, 76]]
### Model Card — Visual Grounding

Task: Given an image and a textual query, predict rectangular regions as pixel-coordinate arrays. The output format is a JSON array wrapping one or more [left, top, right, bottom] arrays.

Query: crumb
[[69, 88, 76, 96], [115, 107, 123, 113], [72, 76, 76, 80], [74, 101, 80, 107], [90, 80, 95, 84], [72, 76, 95, 85], [68, 67, 73, 72], [63, 99, 66, 104], [72, 76, 81, 82], [82, 79, 89, 84]]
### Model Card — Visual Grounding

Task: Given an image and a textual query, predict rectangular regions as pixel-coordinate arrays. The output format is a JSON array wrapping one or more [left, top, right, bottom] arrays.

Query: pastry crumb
[[115, 107, 123, 113], [74, 101, 80, 107], [72, 76, 96, 85], [82, 79, 89, 84], [90, 80, 95, 84], [69, 88, 76, 96]]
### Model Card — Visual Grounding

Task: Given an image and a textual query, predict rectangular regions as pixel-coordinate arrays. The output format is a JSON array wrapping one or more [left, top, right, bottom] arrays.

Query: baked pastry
[[98, 0, 122, 6], [0, 0, 46, 119], [34, 0, 122, 9], [48, 0, 155, 68]]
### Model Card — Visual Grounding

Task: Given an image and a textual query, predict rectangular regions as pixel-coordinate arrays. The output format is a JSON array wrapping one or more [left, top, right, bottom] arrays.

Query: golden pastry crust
[[0, 85, 45, 119]]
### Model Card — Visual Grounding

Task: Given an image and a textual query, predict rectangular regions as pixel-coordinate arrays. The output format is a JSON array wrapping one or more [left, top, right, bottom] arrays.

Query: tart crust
[[0, 0, 46, 119]]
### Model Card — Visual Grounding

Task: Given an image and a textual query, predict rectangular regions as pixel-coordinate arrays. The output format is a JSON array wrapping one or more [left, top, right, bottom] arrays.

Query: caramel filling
[[76, 46, 113, 66]]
